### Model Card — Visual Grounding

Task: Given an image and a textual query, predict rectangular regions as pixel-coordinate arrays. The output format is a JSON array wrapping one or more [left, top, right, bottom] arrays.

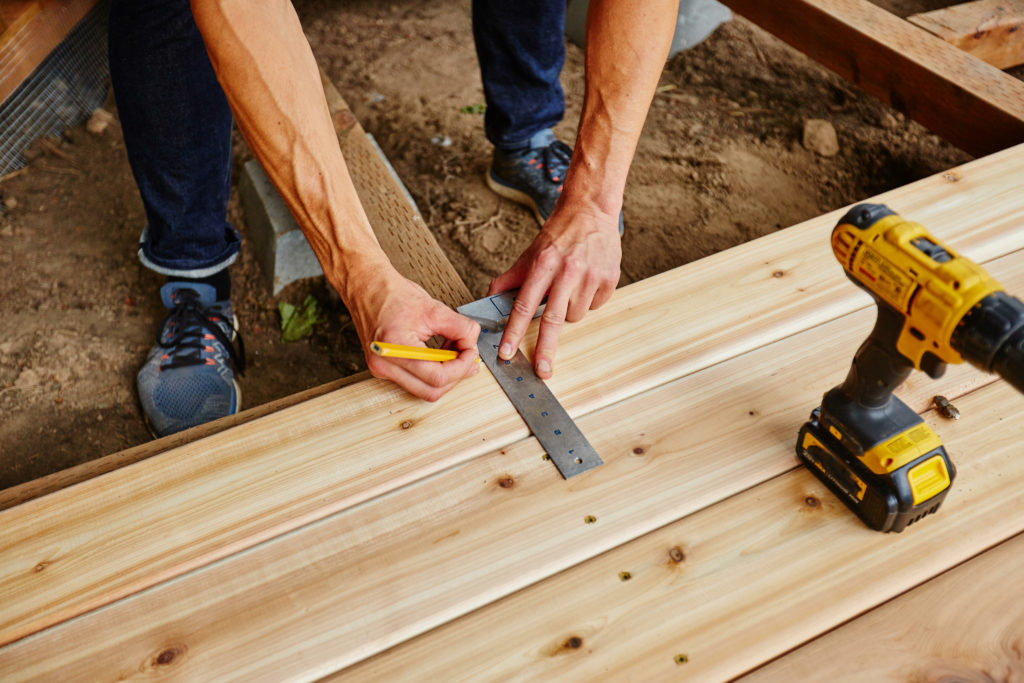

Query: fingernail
[[537, 359, 551, 375], [499, 343, 513, 359]]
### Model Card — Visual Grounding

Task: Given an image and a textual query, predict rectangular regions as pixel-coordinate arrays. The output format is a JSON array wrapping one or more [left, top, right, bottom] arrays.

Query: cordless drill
[[797, 203, 1024, 532]]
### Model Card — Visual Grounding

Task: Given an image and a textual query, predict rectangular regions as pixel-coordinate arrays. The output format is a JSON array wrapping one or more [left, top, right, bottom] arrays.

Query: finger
[[565, 277, 598, 323], [591, 279, 616, 310], [498, 265, 554, 360], [428, 308, 481, 353], [488, 259, 528, 297], [531, 274, 574, 379], [368, 355, 479, 402]]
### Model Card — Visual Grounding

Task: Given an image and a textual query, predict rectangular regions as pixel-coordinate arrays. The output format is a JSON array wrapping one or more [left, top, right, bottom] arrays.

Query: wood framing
[[1, 146, 1024, 678], [0, 0, 98, 106], [723, 0, 1024, 155], [909, 0, 1024, 70]]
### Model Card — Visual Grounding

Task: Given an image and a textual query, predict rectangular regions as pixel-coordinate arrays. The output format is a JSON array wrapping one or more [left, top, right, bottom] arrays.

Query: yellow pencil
[[370, 341, 459, 362]]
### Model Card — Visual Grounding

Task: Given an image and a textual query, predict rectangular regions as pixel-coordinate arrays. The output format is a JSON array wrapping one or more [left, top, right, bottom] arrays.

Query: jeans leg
[[109, 0, 239, 278], [472, 0, 566, 151]]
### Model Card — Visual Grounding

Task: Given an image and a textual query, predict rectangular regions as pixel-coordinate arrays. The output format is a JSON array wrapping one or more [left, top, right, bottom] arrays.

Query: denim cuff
[[137, 224, 241, 278]]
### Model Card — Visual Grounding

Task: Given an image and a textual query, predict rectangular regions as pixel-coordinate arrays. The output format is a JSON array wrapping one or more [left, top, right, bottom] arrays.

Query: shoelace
[[158, 289, 245, 374], [540, 140, 572, 184]]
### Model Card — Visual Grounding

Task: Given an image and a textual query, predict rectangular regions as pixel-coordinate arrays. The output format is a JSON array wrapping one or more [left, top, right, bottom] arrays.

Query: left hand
[[488, 202, 621, 379]]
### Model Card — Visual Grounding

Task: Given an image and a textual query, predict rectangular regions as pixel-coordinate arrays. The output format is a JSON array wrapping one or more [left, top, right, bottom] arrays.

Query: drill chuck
[[952, 290, 1024, 394]]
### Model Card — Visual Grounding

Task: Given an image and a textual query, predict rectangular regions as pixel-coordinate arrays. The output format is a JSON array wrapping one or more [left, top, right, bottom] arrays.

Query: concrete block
[[239, 159, 325, 296], [240, 136, 422, 296]]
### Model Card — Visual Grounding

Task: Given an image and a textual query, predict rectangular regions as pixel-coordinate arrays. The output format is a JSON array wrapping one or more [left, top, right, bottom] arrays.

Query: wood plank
[[742, 532, 1024, 681], [0, 146, 1022, 649], [723, 0, 1024, 155], [0, 0, 98, 106], [0, 73, 466, 511], [0, 372, 370, 512], [4, 251, 1020, 679], [341, 377, 1024, 681], [909, 0, 1024, 70]]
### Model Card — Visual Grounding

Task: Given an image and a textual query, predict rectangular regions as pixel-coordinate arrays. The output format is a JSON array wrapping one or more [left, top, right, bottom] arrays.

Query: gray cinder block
[[239, 159, 325, 296]]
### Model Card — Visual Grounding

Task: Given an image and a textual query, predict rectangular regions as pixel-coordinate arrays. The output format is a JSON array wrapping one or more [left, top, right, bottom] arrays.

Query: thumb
[[430, 306, 481, 351]]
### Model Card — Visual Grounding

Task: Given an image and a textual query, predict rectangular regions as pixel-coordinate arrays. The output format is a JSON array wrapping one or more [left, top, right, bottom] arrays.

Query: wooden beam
[[0, 0, 98, 106], [723, 0, 1024, 155], [4, 252, 1019, 678], [0, 146, 1023, 665], [0, 72, 468, 511], [340, 379, 1024, 681], [318, 69, 472, 309], [909, 0, 1024, 70], [742, 531, 1024, 681]]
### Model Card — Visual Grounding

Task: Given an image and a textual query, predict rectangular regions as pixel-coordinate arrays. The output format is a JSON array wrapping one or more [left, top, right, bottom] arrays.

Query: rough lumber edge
[[318, 68, 473, 309], [908, 0, 1024, 70], [742, 531, 1024, 681], [0, 72, 472, 511], [724, 0, 1024, 156]]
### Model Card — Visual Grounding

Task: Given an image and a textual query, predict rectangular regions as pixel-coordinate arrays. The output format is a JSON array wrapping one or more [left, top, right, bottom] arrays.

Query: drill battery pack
[[797, 403, 956, 533]]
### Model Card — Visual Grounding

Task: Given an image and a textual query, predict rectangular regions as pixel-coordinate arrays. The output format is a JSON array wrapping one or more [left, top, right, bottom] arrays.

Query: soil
[[0, 0, 991, 489]]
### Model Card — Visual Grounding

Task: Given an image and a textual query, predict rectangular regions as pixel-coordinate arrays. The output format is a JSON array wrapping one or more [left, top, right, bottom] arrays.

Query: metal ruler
[[457, 291, 603, 479]]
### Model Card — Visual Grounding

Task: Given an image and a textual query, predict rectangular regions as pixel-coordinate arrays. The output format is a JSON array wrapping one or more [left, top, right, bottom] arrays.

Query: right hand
[[344, 265, 481, 401]]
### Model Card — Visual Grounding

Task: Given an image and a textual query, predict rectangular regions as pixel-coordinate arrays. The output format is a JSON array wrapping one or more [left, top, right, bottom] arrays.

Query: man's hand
[[348, 266, 481, 401], [489, 201, 621, 379]]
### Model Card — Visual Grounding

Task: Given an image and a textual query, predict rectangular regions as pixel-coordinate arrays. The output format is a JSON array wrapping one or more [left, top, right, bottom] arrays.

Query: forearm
[[566, 0, 678, 216], [190, 0, 392, 301]]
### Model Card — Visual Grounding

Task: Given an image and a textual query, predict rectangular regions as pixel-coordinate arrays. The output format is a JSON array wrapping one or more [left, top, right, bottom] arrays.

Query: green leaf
[[278, 294, 325, 342], [460, 103, 486, 115]]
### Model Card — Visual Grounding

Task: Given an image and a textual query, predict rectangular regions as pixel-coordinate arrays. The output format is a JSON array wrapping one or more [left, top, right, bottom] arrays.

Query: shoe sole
[[485, 170, 546, 227]]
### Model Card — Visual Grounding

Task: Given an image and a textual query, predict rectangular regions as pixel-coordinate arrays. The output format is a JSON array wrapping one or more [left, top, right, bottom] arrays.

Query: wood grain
[[742, 532, 1024, 682], [909, 0, 1024, 70], [3, 251, 1020, 679], [0, 0, 98, 105], [341, 378, 1024, 681], [724, 0, 1024, 155], [0, 146, 1022, 651]]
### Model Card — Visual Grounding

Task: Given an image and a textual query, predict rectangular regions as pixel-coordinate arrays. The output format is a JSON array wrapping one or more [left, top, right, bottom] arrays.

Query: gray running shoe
[[137, 282, 244, 438], [486, 129, 624, 234]]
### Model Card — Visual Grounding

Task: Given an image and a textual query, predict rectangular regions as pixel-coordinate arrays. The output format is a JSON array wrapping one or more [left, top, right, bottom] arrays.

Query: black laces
[[158, 289, 245, 374], [540, 140, 572, 183]]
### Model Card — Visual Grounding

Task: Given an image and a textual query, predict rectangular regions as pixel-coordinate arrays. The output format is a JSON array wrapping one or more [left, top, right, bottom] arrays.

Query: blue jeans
[[109, 0, 239, 277], [473, 0, 566, 151], [109, 0, 561, 274]]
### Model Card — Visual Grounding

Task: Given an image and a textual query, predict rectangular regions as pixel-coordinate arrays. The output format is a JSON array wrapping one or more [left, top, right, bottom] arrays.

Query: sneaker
[[137, 282, 245, 438], [485, 129, 624, 235]]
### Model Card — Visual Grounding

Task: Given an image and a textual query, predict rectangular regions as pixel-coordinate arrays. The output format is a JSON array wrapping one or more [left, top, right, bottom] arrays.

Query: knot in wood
[[566, 636, 583, 649], [632, 446, 646, 455], [772, 270, 785, 279], [497, 476, 515, 489], [153, 645, 186, 667], [400, 420, 413, 430], [805, 495, 820, 508], [668, 546, 686, 563]]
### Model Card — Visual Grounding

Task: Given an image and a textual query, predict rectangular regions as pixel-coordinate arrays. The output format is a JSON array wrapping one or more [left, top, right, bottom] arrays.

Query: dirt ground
[[0, 0, 988, 489]]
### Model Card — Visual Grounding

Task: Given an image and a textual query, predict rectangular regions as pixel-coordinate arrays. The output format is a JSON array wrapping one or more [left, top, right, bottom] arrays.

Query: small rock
[[802, 119, 839, 157], [878, 111, 899, 130], [86, 108, 115, 135], [3, 197, 16, 210]]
